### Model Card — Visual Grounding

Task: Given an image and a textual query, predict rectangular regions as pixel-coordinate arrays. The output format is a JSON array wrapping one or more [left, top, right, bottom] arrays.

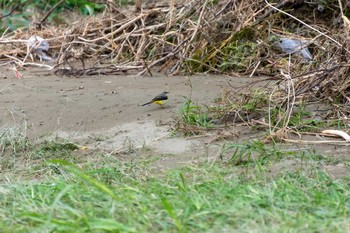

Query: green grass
[[224, 140, 288, 166], [0, 124, 30, 156], [1, 160, 350, 232], [0, 143, 349, 232], [179, 99, 212, 129], [1, 124, 350, 232]]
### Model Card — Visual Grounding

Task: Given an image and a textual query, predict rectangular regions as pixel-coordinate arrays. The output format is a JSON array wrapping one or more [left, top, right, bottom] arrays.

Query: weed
[[0, 124, 30, 156], [30, 140, 78, 159], [178, 78, 212, 129], [224, 140, 288, 167], [240, 89, 270, 112], [179, 99, 211, 128], [278, 103, 326, 132], [123, 137, 136, 154], [336, 119, 349, 129]]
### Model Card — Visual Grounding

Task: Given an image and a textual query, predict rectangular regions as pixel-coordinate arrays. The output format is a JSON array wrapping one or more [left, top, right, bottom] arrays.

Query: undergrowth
[[179, 99, 212, 129], [177, 87, 347, 137]]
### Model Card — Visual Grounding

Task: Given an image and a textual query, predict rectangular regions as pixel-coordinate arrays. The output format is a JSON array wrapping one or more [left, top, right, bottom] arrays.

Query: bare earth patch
[[1, 67, 247, 153], [1, 69, 233, 134], [1, 67, 349, 178]]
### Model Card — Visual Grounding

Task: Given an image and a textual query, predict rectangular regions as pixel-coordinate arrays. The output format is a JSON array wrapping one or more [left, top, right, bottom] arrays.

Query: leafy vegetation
[[179, 99, 212, 128], [0, 0, 105, 32]]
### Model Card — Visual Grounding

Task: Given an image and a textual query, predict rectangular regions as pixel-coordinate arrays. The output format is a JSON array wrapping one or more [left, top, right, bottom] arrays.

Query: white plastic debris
[[322, 130, 350, 142], [26, 36, 52, 61], [278, 38, 312, 61]]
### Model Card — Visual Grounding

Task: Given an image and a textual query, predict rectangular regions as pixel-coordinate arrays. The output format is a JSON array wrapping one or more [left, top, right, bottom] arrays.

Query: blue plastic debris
[[278, 38, 312, 61], [27, 36, 52, 61]]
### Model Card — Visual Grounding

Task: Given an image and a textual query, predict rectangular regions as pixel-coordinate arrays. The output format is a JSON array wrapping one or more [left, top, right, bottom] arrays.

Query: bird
[[142, 91, 169, 107]]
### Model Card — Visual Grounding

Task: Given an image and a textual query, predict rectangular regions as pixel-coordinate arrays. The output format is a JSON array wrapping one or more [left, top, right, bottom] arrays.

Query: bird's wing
[[152, 94, 168, 101]]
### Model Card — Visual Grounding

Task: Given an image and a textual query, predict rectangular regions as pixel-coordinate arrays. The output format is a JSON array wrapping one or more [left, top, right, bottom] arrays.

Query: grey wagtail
[[142, 91, 169, 106]]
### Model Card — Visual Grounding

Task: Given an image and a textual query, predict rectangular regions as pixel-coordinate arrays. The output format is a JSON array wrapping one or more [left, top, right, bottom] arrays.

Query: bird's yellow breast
[[154, 100, 165, 105]]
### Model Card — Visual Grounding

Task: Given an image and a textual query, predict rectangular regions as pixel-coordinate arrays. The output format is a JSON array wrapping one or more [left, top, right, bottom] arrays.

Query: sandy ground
[[1, 71, 231, 134], [1, 67, 256, 152], [1, 67, 349, 177]]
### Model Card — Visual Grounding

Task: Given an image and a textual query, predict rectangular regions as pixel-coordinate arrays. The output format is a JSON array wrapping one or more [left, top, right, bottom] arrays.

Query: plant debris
[[0, 0, 349, 140]]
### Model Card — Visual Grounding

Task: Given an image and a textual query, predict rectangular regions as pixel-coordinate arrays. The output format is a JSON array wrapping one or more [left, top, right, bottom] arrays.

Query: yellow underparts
[[154, 100, 165, 105]]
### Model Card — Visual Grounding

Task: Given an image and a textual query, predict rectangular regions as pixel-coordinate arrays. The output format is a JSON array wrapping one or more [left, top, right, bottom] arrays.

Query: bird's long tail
[[142, 101, 153, 106]]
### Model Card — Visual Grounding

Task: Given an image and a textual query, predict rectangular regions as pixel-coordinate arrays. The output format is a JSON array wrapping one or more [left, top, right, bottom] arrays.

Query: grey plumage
[[142, 91, 169, 106]]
